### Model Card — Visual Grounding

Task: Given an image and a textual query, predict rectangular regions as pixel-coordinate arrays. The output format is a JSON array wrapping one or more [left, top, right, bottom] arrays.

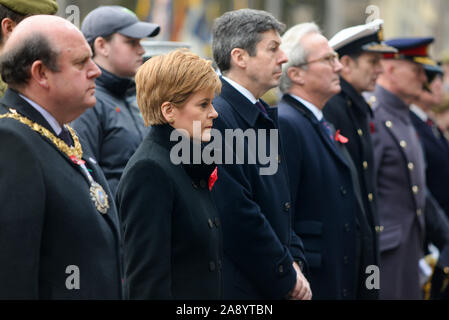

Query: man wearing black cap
[[323, 20, 397, 299], [0, 0, 58, 97], [72, 6, 160, 196], [371, 37, 449, 299]]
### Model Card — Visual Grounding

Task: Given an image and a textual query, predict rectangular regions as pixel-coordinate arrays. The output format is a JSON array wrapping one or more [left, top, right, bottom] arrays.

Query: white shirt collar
[[410, 104, 428, 122], [222, 76, 258, 105], [19, 94, 62, 135], [289, 94, 323, 121]]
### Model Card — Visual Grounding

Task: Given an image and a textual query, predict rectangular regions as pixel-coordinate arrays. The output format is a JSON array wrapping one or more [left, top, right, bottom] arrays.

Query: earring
[[169, 119, 175, 124]]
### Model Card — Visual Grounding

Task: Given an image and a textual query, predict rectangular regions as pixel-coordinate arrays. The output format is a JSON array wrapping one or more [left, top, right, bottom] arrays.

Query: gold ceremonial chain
[[0, 108, 83, 159]]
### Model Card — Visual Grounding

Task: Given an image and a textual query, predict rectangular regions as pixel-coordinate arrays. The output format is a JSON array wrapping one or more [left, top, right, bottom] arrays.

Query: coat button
[[214, 217, 220, 227], [363, 161, 368, 170], [208, 219, 214, 229], [368, 193, 373, 202], [400, 140, 407, 148], [340, 186, 347, 195], [279, 265, 284, 274], [408, 162, 414, 171], [284, 202, 291, 212], [357, 129, 363, 136], [200, 179, 207, 189], [209, 261, 216, 272], [412, 185, 419, 194], [416, 209, 422, 217]]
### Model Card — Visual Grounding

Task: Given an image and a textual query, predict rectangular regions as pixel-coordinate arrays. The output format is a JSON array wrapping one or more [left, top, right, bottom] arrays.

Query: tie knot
[[58, 126, 73, 146]]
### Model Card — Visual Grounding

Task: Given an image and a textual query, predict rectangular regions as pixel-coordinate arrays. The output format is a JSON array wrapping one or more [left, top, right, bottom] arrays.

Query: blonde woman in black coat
[[116, 49, 222, 299]]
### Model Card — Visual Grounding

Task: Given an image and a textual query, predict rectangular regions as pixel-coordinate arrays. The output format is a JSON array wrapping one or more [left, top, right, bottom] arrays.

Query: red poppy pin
[[370, 121, 375, 134], [335, 130, 348, 144], [115, 106, 121, 113], [209, 167, 218, 191]]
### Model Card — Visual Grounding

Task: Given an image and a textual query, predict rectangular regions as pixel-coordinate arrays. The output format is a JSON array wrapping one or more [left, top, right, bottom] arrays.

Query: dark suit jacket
[[410, 111, 449, 218], [324, 78, 380, 299], [210, 78, 305, 299], [116, 124, 223, 299], [0, 89, 122, 299], [278, 94, 361, 300]]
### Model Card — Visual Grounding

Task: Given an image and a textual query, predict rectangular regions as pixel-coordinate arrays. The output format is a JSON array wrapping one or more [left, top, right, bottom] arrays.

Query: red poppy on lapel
[[70, 155, 85, 166], [209, 166, 218, 191], [115, 107, 121, 113], [370, 121, 375, 134], [335, 130, 349, 144]]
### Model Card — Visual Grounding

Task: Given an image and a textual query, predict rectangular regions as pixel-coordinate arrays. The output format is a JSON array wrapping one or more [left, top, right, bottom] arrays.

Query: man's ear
[[1, 18, 17, 44], [30, 60, 50, 89], [230, 48, 249, 70], [161, 101, 177, 124], [93, 36, 110, 57], [287, 66, 306, 86]]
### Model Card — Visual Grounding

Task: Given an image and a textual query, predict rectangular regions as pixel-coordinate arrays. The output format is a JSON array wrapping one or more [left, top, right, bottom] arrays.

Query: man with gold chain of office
[[0, 15, 122, 299]]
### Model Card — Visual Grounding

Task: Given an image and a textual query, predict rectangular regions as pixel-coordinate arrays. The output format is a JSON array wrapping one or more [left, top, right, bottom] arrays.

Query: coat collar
[[96, 66, 134, 98], [374, 85, 411, 124], [281, 93, 349, 167], [219, 77, 276, 127], [340, 77, 373, 117], [148, 124, 216, 183], [0, 88, 57, 135]]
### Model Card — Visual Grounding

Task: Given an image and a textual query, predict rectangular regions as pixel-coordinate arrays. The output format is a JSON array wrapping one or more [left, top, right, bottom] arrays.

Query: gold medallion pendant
[[90, 182, 109, 214]]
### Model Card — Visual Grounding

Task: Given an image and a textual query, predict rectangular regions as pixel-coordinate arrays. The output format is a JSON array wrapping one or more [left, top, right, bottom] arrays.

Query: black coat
[[72, 67, 148, 196], [278, 94, 361, 299], [0, 89, 122, 299], [116, 124, 223, 299], [210, 78, 305, 300], [323, 78, 380, 299]]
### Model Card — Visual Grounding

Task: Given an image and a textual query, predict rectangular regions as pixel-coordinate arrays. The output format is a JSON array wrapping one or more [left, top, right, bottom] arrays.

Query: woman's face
[[172, 88, 218, 142]]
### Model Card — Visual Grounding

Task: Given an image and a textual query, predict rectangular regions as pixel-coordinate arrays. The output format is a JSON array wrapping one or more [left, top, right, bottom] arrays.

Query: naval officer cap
[[329, 19, 397, 57], [82, 6, 160, 43], [0, 0, 58, 15]]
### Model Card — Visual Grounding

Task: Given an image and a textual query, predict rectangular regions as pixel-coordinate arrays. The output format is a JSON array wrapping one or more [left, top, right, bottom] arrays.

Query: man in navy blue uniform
[[322, 20, 398, 299], [211, 9, 311, 300], [277, 22, 363, 299]]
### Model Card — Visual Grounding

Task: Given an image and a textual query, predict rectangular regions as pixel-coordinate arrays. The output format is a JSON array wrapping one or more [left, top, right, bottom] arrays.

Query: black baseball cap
[[81, 5, 160, 43]]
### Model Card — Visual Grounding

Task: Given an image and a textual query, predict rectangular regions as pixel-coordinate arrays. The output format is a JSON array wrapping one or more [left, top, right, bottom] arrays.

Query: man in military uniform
[[0, 15, 122, 299], [372, 37, 449, 299], [323, 19, 397, 299], [0, 0, 58, 97]]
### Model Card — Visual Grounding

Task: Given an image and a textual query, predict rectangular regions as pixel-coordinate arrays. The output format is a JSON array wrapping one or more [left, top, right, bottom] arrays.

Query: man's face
[[390, 59, 427, 102], [301, 33, 343, 101], [346, 52, 383, 93], [245, 29, 288, 95], [105, 33, 145, 78], [47, 30, 101, 119]]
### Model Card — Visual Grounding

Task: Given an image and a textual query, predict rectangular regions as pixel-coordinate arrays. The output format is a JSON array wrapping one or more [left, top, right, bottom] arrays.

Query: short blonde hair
[[135, 49, 222, 126]]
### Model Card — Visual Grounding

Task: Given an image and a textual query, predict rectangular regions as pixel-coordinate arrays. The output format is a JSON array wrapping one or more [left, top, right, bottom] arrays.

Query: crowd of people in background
[[1, 0, 449, 300]]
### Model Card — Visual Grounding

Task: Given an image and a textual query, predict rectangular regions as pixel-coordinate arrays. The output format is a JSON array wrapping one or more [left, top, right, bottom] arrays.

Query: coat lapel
[[282, 94, 349, 167]]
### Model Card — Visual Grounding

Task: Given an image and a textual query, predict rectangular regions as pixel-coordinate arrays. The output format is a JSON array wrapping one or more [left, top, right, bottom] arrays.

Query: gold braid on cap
[[0, 108, 83, 159]]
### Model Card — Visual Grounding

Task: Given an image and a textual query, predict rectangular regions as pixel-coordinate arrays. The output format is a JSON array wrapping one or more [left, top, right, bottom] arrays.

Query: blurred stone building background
[[55, 0, 449, 59]]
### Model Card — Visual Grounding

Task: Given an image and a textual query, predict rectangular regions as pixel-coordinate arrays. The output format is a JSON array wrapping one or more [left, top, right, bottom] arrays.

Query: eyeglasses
[[297, 52, 340, 67]]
